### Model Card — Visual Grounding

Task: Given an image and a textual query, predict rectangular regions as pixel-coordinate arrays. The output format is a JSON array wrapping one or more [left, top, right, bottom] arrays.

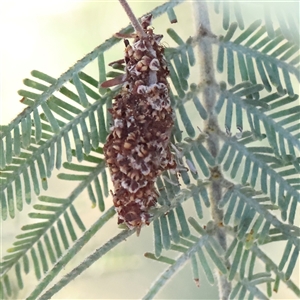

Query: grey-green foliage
[[0, 1, 299, 299]]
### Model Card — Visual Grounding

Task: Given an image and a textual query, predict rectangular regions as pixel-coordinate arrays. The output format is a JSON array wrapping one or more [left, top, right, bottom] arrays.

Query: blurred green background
[[0, 1, 298, 299]]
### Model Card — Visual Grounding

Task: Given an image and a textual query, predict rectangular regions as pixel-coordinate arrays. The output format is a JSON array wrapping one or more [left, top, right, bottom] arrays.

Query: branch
[[118, 0, 146, 38], [36, 228, 135, 300], [26, 207, 116, 300], [142, 236, 209, 300], [193, 1, 231, 299]]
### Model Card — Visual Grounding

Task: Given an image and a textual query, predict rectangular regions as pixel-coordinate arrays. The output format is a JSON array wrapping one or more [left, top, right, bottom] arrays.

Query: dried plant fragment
[[103, 14, 176, 231]]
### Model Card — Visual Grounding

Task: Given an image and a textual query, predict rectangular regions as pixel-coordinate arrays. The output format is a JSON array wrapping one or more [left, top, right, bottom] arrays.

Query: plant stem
[[193, 1, 231, 299], [143, 236, 209, 300], [118, 0, 146, 38], [25, 207, 116, 300], [36, 228, 135, 300]]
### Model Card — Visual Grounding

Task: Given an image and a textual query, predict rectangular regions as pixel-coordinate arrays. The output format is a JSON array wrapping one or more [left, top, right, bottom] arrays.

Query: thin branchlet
[[118, 0, 146, 38], [193, 1, 231, 299]]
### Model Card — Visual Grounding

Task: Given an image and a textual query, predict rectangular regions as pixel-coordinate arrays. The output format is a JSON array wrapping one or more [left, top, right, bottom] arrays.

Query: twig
[[193, 1, 231, 299], [36, 228, 135, 300], [142, 236, 209, 300], [118, 0, 146, 38], [25, 207, 116, 300]]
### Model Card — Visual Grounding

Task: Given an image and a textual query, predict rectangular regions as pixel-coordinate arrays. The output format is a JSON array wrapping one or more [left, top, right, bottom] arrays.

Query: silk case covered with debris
[[103, 15, 176, 230]]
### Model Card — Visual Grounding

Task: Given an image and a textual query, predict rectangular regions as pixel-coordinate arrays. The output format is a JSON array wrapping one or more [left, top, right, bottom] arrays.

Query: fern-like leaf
[[217, 21, 299, 96]]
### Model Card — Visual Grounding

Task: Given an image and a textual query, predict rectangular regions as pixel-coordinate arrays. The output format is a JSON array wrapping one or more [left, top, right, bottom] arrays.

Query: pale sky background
[[0, 1, 299, 300]]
